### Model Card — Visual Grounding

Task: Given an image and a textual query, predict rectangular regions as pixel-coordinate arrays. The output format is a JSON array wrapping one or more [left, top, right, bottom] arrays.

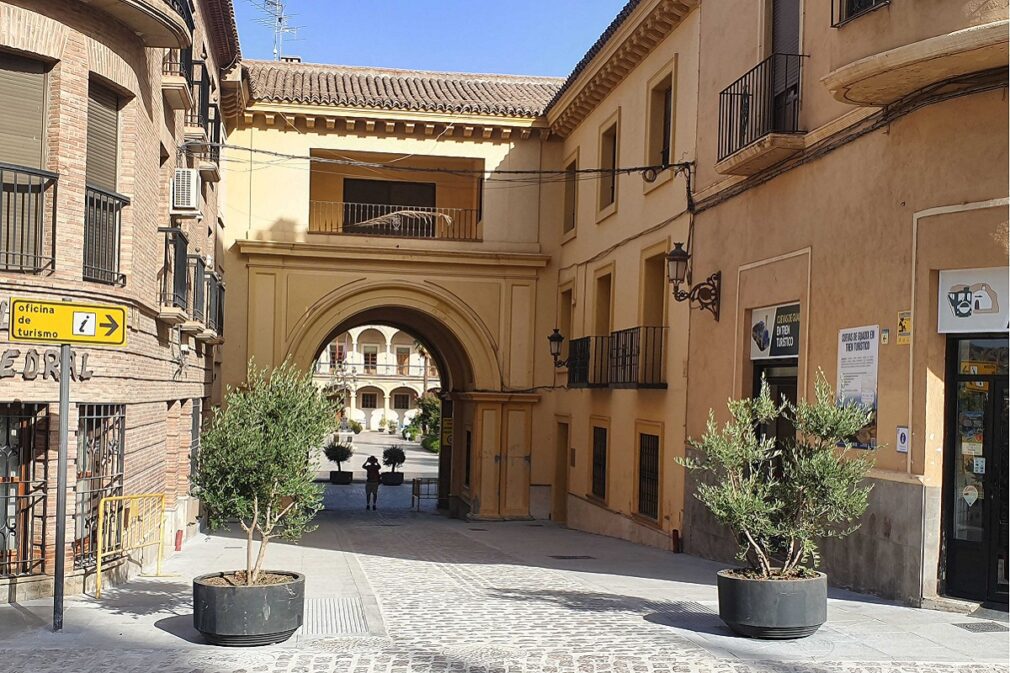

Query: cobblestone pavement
[[2, 504, 1007, 673]]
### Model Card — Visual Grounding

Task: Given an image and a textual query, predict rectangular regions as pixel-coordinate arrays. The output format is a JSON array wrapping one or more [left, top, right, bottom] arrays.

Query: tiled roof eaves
[[543, 0, 643, 114]]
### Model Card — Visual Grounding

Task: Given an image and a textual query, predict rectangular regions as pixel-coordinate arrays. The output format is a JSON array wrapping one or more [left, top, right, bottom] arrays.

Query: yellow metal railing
[[95, 493, 166, 598]]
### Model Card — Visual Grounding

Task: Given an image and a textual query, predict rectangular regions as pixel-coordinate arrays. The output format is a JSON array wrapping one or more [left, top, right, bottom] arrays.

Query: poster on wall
[[836, 325, 879, 449], [938, 267, 1009, 333], [750, 303, 800, 360]]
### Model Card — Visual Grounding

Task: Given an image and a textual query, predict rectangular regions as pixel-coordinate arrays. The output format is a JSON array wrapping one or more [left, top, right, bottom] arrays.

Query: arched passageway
[[227, 267, 544, 520]]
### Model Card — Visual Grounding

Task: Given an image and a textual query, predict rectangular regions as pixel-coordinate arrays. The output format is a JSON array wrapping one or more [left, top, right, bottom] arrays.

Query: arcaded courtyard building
[[0, 0, 238, 599]]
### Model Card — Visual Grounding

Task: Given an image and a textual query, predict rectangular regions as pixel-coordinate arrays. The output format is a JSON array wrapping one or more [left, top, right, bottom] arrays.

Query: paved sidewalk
[[0, 496, 1006, 672]]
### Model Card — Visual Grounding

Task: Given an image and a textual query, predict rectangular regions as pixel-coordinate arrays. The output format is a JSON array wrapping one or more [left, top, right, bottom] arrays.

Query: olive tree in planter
[[324, 440, 354, 485], [680, 374, 873, 640], [381, 445, 406, 485], [191, 361, 334, 646]]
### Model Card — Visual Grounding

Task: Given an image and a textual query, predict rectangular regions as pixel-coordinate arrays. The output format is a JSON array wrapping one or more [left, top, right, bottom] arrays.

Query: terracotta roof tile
[[244, 60, 564, 118]]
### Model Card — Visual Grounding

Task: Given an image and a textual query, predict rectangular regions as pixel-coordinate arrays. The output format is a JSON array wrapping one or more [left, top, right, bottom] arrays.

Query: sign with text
[[750, 303, 800, 360], [9, 298, 127, 346], [837, 325, 879, 449], [938, 267, 1009, 334]]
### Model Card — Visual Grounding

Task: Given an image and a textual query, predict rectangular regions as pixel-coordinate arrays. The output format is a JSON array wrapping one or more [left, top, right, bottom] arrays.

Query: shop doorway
[[753, 359, 798, 450], [944, 337, 1008, 605]]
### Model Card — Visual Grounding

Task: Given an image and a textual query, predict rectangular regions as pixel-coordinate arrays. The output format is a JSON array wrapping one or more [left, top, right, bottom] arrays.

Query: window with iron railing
[[188, 255, 206, 323], [608, 326, 667, 388], [591, 426, 608, 500], [718, 53, 804, 161], [162, 47, 194, 88], [83, 186, 128, 285], [186, 60, 210, 133], [567, 336, 609, 388], [0, 164, 57, 274], [831, 0, 889, 26], [74, 404, 125, 569], [166, 0, 195, 30], [159, 227, 189, 310], [0, 403, 48, 579], [637, 433, 660, 520], [208, 103, 222, 164]]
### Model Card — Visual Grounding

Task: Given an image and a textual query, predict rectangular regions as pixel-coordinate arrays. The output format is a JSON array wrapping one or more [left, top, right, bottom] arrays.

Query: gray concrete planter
[[329, 470, 353, 485], [717, 570, 827, 639], [381, 472, 404, 485], [193, 571, 305, 646]]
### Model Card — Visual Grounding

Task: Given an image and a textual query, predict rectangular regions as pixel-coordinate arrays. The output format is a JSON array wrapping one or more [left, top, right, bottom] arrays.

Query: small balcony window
[[717, 53, 804, 161], [831, 0, 889, 27]]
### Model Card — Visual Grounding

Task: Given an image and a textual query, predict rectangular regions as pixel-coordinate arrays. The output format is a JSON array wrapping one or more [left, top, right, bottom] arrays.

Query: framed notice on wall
[[750, 303, 800, 360], [837, 325, 879, 449]]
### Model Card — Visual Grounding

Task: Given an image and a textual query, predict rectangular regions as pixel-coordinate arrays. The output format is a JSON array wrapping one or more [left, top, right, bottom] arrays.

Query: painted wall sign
[[837, 325, 879, 449], [897, 310, 912, 345], [750, 303, 800, 360], [938, 267, 1009, 333], [0, 348, 94, 381]]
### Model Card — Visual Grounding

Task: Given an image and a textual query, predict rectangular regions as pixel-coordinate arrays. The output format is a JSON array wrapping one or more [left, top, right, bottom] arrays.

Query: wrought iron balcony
[[185, 60, 210, 138], [567, 336, 610, 388], [83, 0, 192, 48], [309, 201, 480, 241], [187, 255, 206, 324], [159, 227, 189, 319], [205, 272, 224, 335], [166, 0, 195, 31], [162, 47, 193, 87], [83, 185, 128, 285], [718, 53, 804, 161], [608, 326, 667, 388], [0, 163, 57, 275]]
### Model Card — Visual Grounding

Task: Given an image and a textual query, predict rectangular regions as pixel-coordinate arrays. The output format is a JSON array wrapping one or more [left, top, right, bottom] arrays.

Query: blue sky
[[234, 1, 627, 77]]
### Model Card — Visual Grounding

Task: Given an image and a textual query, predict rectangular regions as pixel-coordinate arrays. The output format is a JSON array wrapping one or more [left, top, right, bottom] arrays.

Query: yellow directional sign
[[9, 298, 127, 346]]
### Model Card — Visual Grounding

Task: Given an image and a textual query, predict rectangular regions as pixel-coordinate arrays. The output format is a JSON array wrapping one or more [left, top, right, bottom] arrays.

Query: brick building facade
[[0, 0, 238, 600]]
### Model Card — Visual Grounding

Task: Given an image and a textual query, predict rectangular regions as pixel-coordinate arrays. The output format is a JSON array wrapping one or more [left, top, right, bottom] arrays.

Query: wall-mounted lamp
[[666, 242, 721, 321], [548, 328, 568, 368]]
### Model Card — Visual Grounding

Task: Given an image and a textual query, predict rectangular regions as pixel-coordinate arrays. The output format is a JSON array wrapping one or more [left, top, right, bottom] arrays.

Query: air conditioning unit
[[171, 168, 201, 215]]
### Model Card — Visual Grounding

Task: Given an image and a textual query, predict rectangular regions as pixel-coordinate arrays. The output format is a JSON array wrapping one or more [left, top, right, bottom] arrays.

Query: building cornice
[[546, 0, 696, 138]]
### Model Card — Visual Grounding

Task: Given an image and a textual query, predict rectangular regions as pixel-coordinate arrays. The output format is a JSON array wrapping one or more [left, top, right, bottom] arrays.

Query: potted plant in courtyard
[[349, 419, 363, 434], [324, 439, 354, 485], [679, 374, 873, 639], [381, 445, 406, 485], [191, 361, 334, 646]]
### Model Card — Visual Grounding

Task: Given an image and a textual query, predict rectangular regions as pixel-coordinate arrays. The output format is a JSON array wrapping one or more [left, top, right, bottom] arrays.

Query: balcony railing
[[0, 163, 57, 274], [718, 53, 804, 161], [208, 104, 221, 164], [831, 0, 889, 26], [314, 362, 438, 378], [309, 201, 480, 241], [83, 185, 128, 285], [166, 0, 195, 31], [162, 47, 194, 88], [188, 255, 206, 323], [608, 326, 667, 388], [567, 336, 609, 388], [185, 60, 210, 133], [206, 272, 224, 334], [159, 227, 189, 309]]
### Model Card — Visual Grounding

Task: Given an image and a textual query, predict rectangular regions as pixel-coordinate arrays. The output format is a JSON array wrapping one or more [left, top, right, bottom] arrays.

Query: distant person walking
[[363, 456, 381, 510]]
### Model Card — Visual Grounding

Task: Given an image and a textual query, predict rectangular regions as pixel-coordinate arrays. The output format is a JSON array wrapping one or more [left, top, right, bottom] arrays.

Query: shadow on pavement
[[154, 613, 205, 644]]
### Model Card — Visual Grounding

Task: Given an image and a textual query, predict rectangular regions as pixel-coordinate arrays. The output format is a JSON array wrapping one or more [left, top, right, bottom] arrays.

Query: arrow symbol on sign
[[100, 314, 119, 337]]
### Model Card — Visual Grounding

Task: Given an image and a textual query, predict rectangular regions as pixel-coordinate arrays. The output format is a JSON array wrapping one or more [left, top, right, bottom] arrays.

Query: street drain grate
[[302, 597, 369, 636], [469, 528, 488, 531], [526, 524, 544, 527], [549, 555, 596, 560], [954, 621, 1009, 633]]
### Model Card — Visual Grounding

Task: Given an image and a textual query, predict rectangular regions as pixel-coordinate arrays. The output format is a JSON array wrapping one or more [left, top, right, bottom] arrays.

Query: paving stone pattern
[[4, 508, 1008, 673]]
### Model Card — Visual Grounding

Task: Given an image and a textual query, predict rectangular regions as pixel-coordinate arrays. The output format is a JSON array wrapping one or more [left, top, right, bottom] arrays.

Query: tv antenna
[[250, 0, 300, 61]]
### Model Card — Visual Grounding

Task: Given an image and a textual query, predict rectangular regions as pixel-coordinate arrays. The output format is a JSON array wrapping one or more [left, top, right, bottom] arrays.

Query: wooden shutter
[[0, 53, 46, 169], [86, 82, 119, 191]]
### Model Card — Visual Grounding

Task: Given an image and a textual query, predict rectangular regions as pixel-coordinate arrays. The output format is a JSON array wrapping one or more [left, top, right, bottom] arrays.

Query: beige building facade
[[217, 0, 1008, 607], [0, 0, 238, 600]]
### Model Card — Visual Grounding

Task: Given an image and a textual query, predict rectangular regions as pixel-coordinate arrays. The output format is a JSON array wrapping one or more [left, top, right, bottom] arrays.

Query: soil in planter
[[724, 567, 819, 580], [202, 571, 295, 587]]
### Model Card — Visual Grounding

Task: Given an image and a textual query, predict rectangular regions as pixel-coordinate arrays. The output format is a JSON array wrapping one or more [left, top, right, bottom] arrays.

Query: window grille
[[831, 0, 889, 26], [591, 426, 607, 500], [638, 433, 660, 520], [74, 404, 125, 569], [0, 404, 48, 578], [83, 186, 128, 285], [0, 164, 58, 274]]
